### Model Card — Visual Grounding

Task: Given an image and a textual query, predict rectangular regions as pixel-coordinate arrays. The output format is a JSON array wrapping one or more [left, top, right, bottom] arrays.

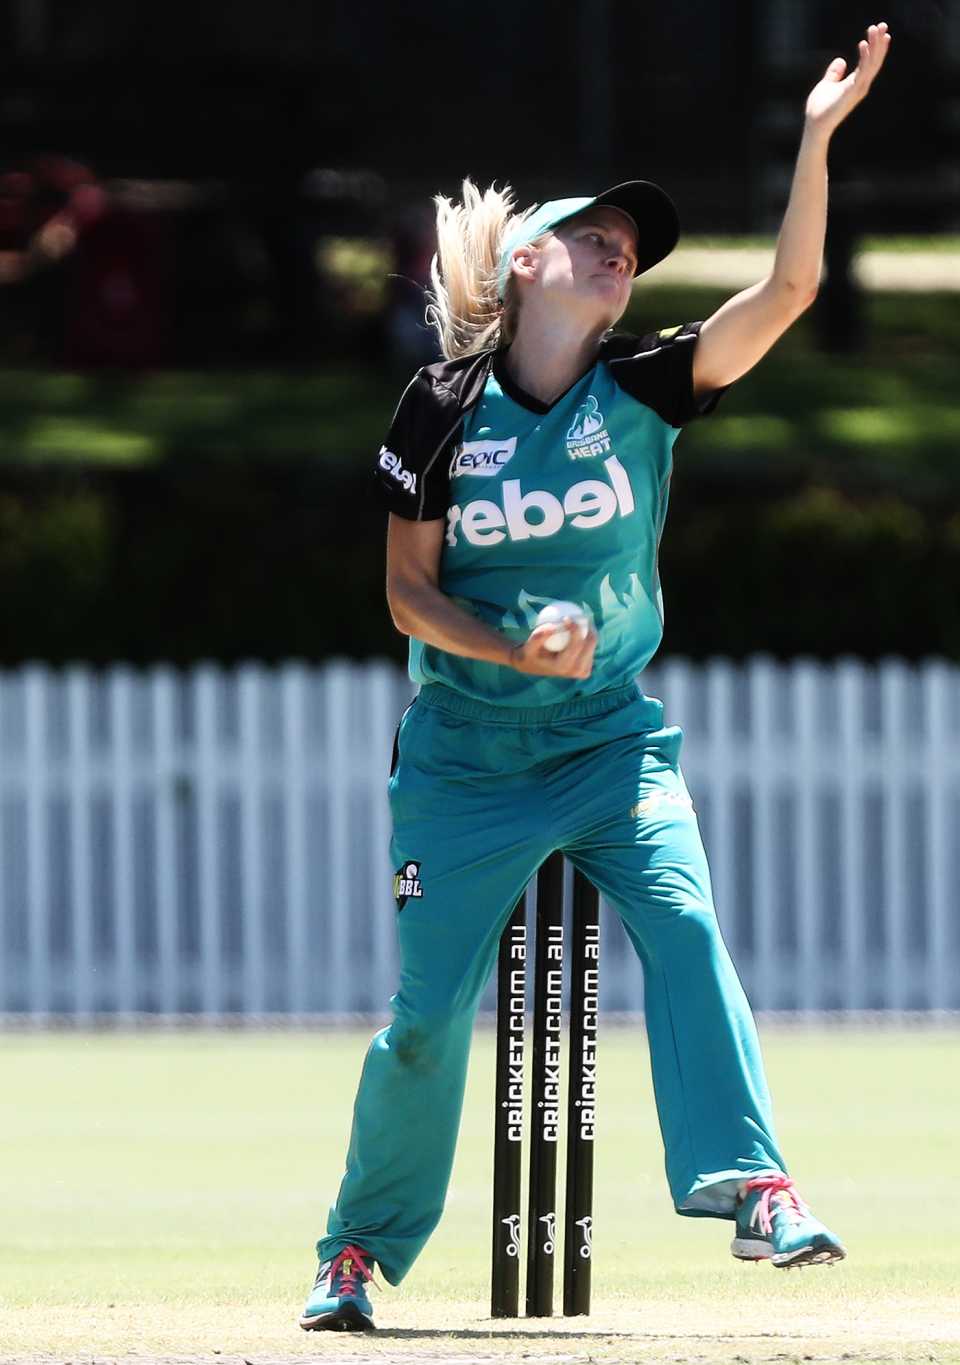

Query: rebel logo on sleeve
[[379, 446, 418, 495]]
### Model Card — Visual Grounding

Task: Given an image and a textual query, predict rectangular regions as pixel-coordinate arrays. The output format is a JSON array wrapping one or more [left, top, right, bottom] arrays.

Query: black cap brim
[[578, 180, 680, 276]]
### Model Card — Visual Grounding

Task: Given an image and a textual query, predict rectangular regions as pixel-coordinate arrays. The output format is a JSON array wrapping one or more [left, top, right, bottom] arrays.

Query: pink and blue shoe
[[731, 1174, 846, 1268], [299, 1244, 377, 1331]]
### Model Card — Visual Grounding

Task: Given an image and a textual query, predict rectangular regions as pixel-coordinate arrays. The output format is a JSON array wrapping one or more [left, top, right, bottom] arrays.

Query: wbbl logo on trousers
[[393, 860, 423, 909]]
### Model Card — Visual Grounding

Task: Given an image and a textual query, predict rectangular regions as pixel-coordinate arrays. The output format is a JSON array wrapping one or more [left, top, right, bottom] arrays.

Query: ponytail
[[425, 179, 537, 361]]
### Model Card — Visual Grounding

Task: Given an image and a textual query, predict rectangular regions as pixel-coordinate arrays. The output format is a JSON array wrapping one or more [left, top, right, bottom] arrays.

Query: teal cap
[[495, 180, 679, 300]]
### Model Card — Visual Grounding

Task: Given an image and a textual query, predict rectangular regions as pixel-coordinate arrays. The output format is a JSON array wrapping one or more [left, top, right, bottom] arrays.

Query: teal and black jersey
[[376, 323, 730, 706]]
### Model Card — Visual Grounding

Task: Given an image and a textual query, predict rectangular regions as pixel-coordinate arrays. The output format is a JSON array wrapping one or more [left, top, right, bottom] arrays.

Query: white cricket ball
[[536, 601, 590, 653]]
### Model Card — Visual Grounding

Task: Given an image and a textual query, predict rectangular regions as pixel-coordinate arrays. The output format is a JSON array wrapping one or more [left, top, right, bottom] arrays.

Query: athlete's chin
[[586, 278, 629, 321], [591, 294, 629, 331], [556, 281, 628, 334]]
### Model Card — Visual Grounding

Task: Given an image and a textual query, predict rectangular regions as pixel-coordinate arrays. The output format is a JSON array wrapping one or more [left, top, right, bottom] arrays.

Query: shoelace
[[742, 1174, 811, 1236], [325, 1244, 380, 1297]]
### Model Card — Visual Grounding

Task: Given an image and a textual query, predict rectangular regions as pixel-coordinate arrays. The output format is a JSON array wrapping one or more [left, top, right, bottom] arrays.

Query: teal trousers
[[318, 682, 785, 1284]]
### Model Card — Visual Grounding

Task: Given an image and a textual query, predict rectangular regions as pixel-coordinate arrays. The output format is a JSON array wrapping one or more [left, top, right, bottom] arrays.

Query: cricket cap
[[496, 180, 679, 300]]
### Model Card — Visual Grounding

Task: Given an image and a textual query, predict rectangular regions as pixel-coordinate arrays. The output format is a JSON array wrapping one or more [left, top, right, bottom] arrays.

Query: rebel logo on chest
[[445, 454, 635, 548]]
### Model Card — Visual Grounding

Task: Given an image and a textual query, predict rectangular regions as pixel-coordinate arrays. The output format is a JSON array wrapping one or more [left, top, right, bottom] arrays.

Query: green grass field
[[2, 1025, 958, 1364]]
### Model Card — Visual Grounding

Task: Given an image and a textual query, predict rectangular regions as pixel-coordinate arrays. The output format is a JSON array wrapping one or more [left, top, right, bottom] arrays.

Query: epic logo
[[446, 454, 635, 548], [450, 436, 517, 478], [379, 446, 417, 495]]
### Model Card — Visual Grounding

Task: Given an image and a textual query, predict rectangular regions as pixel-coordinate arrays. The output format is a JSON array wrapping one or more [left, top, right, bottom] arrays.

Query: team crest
[[566, 395, 611, 460], [393, 860, 423, 908]]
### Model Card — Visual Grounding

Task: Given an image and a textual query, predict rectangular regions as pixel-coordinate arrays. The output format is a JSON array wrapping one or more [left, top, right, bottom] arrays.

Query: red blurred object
[[0, 155, 104, 248], [65, 204, 174, 368], [0, 145, 173, 367]]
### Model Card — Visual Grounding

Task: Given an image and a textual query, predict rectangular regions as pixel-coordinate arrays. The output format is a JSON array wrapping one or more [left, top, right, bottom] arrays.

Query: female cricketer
[[301, 21, 891, 1332]]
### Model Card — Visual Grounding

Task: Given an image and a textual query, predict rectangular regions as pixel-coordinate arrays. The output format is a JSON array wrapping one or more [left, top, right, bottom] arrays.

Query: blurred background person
[[0, 153, 107, 361]]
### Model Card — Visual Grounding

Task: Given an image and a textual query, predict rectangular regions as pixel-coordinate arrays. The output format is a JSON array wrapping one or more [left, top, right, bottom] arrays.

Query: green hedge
[[1, 289, 958, 493], [0, 460, 958, 665], [661, 475, 960, 660], [0, 465, 387, 664], [1, 286, 957, 664]]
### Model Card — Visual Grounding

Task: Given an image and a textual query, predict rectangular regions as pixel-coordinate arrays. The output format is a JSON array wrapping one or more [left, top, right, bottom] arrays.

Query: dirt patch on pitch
[[2, 1296, 958, 1365]]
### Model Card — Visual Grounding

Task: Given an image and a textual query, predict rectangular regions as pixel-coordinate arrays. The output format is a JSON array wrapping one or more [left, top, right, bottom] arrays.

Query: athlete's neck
[[501, 310, 607, 406]]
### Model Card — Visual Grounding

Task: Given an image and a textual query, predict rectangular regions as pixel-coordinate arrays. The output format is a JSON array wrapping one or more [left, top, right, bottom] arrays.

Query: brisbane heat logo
[[393, 860, 423, 909], [566, 395, 611, 460]]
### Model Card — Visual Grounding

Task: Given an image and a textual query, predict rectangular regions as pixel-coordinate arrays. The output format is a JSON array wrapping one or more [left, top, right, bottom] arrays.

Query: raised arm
[[692, 21, 892, 400]]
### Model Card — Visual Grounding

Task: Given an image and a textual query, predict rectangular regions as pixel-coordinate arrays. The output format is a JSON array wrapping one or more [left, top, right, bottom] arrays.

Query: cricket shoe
[[731, 1174, 846, 1269], [299, 1244, 377, 1331]]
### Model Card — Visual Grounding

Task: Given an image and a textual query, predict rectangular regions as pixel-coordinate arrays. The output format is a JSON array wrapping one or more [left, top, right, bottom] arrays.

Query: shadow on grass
[[365, 1327, 810, 1341], [368, 1327, 636, 1340]]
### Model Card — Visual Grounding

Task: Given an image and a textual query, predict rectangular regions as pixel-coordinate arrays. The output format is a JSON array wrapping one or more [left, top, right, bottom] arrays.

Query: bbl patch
[[393, 860, 423, 909]]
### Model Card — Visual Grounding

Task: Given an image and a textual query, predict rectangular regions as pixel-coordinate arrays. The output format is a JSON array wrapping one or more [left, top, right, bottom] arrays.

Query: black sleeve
[[604, 321, 730, 428], [374, 371, 461, 521]]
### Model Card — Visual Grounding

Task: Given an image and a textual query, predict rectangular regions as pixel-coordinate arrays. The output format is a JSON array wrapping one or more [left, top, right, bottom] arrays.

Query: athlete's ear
[[510, 244, 540, 288]]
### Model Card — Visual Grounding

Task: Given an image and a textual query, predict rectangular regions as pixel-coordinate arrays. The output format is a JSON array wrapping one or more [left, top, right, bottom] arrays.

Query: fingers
[[859, 21, 892, 79], [517, 621, 597, 679], [539, 627, 595, 679], [818, 20, 890, 111], [562, 626, 597, 680], [824, 21, 890, 92], [527, 622, 563, 649]]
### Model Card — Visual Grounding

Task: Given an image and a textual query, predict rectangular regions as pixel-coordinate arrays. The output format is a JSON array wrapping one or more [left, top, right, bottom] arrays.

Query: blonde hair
[[426, 179, 540, 361]]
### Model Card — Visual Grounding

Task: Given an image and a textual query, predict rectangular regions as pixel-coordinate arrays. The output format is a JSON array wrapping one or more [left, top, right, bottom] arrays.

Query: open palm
[[806, 22, 892, 134]]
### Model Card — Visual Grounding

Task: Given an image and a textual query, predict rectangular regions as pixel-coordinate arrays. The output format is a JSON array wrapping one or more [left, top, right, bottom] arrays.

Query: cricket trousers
[[318, 681, 786, 1285]]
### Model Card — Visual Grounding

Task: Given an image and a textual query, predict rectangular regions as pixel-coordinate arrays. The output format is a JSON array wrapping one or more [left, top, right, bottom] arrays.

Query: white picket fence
[[0, 658, 958, 1019]]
